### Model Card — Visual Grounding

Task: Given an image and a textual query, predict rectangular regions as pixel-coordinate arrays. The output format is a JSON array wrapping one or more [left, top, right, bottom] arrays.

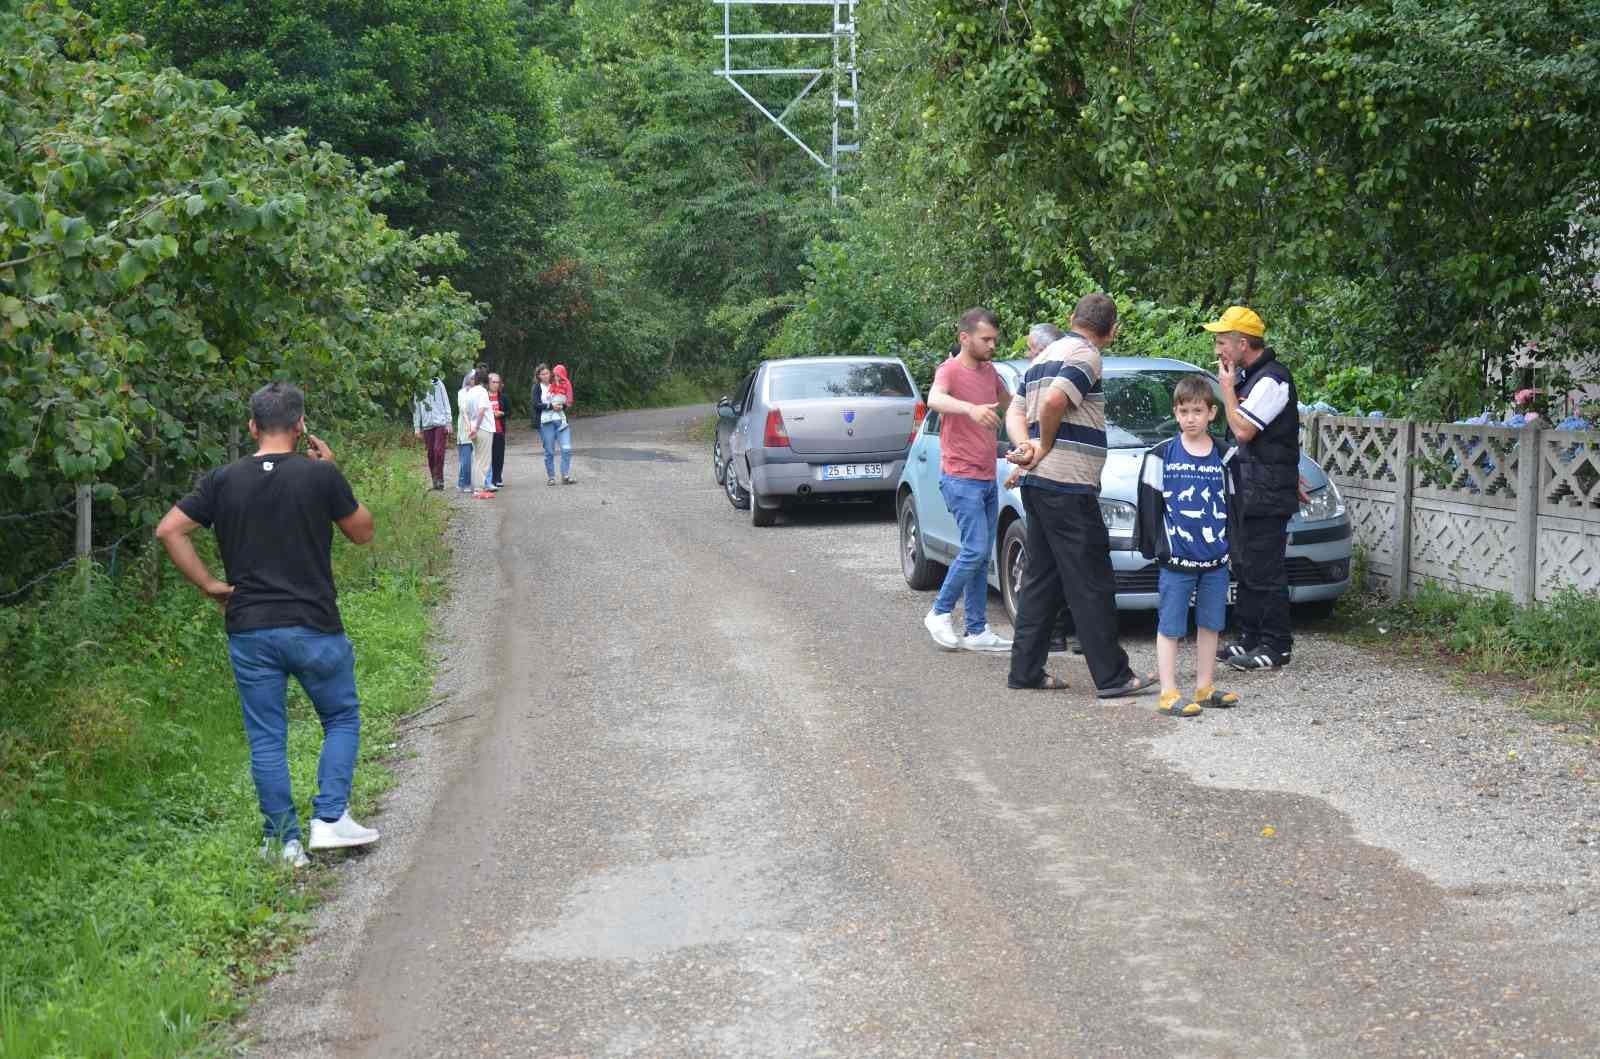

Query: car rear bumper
[[752, 456, 906, 497]]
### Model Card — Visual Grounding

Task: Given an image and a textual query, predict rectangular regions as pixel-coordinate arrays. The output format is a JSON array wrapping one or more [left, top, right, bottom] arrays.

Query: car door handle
[[917, 451, 927, 461]]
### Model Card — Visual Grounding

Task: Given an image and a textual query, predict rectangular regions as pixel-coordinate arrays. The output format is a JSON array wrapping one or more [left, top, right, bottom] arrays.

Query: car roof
[[763, 356, 906, 368], [995, 355, 1209, 375]]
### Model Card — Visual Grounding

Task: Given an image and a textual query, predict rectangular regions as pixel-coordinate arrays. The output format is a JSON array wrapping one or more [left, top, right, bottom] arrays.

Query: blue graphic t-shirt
[[1159, 437, 1228, 568]]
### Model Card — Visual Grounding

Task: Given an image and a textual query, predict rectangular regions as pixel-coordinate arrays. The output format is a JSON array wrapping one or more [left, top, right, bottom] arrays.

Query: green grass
[[685, 411, 717, 445], [637, 374, 724, 411], [0, 431, 449, 1057], [1329, 581, 1600, 737]]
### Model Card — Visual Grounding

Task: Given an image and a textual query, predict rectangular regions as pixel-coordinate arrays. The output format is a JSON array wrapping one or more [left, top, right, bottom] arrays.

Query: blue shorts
[[1157, 564, 1230, 638]]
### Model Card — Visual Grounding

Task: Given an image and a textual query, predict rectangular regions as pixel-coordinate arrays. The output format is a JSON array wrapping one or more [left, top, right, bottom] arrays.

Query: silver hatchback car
[[714, 356, 924, 526]]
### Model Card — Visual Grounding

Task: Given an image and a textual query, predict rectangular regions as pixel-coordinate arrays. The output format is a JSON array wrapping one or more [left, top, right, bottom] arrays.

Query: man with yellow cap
[[1204, 306, 1300, 670]]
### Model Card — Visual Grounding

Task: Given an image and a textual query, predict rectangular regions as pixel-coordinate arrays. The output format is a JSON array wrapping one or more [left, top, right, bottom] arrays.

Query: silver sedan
[[713, 357, 924, 526]]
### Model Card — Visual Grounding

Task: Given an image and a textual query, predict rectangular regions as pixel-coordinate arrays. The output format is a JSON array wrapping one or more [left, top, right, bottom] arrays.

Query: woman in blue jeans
[[455, 368, 476, 490], [531, 363, 575, 485]]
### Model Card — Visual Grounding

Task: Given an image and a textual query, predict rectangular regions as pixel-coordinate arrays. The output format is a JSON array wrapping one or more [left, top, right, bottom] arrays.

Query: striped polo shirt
[[1011, 331, 1107, 494]]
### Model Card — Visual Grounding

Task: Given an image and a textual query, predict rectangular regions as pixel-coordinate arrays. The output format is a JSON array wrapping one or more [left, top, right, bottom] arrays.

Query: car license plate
[[823, 463, 883, 481]]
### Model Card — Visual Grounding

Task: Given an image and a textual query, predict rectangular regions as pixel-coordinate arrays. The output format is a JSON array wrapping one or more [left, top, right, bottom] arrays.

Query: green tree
[[91, 0, 559, 370], [1, 2, 481, 590]]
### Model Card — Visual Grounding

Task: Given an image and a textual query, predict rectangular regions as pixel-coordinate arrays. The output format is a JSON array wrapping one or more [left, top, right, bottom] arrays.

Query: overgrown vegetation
[[1333, 582, 1600, 736], [776, 0, 1600, 419], [0, 432, 447, 1057], [1, 3, 481, 594]]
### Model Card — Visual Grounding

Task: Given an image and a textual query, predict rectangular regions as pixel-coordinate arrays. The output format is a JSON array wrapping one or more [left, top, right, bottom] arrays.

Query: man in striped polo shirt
[[1003, 293, 1156, 698]]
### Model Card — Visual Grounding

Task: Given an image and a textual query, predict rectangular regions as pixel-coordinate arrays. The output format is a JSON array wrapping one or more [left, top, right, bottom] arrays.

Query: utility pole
[[712, 0, 859, 203]]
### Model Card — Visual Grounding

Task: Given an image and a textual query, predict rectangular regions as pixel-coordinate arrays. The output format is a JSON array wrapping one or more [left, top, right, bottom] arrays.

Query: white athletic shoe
[[924, 608, 960, 650], [961, 628, 1013, 652], [308, 812, 380, 851], [261, 838, 310, 869]]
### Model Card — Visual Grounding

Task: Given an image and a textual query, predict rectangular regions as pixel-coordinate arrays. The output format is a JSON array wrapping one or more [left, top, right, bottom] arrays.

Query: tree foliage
[[0, 2, 481, 589], [780, 0, 1600, 418], [90, 0, 559, 372]]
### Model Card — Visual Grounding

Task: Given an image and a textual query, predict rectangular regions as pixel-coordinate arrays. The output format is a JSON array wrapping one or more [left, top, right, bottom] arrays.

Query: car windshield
[[1103, 370, 1228, 448], [768, 361, 914, 401]]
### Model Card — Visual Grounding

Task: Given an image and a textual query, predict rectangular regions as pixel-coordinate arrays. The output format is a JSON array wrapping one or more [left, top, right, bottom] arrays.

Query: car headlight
[[1099, 498, 1137, 544], [1299, 478, 1346, 521]]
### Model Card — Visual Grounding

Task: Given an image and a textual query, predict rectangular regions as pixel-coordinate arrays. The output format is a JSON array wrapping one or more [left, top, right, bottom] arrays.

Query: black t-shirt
[[177, 452, 360, 634]]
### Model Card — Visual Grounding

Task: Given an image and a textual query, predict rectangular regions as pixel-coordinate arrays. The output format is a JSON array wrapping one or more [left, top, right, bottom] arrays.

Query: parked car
[[896, 357, 1352, 623], [714, 356, 924, 526]]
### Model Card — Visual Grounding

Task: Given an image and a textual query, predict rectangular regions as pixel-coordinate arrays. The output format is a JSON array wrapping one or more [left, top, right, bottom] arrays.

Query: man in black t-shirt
[[157, 382, 381, 867]]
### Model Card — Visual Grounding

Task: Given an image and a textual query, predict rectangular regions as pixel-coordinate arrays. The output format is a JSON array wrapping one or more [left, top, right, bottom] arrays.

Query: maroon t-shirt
[[934, 357, 1010, 480]]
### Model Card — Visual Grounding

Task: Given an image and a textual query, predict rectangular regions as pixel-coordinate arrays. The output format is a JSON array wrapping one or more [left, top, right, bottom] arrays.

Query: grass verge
[[1327, 582, 1600, 738], [638, 374, 724, 411], [0, 430, 448, 1057]]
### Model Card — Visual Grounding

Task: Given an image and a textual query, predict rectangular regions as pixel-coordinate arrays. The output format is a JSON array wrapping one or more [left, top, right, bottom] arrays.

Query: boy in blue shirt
[[1134, 375, 1242, 718]]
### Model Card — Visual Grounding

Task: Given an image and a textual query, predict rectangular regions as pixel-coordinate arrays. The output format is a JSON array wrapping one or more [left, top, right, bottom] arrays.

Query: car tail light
[[763, 408, 790, 448], [909, 401, 927, 445]]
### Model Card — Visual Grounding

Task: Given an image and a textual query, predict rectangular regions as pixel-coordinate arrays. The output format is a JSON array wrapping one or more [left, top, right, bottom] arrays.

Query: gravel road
[[245, 405, 1600, 1058]]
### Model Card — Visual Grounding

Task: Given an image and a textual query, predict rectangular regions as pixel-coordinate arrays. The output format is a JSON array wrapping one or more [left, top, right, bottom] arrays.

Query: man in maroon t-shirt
[[922, 307, 1015, 652]]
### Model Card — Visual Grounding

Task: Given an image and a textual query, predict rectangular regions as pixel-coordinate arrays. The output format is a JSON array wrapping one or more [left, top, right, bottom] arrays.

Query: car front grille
[[1114, 558, 1348, 593], [1113, 568, 1162, 594]]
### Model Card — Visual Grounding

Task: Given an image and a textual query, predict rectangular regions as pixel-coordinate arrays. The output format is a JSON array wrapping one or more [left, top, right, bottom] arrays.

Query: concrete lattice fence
[[1300, 415, 1600, 604]]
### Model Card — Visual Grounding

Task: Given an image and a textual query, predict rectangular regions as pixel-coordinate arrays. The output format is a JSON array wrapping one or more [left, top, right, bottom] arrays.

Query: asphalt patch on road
[[582, 446, 686, 463]]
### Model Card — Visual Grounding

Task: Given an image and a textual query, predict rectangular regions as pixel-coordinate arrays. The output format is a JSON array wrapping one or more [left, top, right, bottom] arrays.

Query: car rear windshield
[[768, 361, 914, 401]]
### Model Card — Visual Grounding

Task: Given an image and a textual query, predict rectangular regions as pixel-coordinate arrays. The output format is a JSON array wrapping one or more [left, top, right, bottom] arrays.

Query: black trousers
[[1008, 487, 1135, 691], [491, 430, 506, 486], [1234, 514, 1292, 655]]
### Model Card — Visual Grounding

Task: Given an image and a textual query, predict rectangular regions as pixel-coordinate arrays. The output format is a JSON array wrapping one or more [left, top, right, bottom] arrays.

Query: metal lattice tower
[[713, 0, 859, 202]]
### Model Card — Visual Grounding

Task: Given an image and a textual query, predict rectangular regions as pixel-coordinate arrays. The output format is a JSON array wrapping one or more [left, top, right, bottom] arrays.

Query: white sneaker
[[261, 838, 310, 869], [962, 628, 1013, 652], [924, 608, 960, 650], [308, 812, 380, 851]]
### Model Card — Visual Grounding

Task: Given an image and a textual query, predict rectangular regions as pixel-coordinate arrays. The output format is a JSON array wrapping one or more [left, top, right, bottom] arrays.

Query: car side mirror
[[717, 397, 735, 418]]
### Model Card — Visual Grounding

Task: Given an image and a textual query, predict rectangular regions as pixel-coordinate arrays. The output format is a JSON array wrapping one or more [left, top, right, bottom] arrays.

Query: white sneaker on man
[[924, 608, 960, 650], [261, 838, 310, 869], [962, 628, 1013, 652], [308, 812, 380, 851]]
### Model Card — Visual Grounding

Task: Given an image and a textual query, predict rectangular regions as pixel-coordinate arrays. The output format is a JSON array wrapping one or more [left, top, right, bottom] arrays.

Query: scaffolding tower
[[712, 0, 859, 202]]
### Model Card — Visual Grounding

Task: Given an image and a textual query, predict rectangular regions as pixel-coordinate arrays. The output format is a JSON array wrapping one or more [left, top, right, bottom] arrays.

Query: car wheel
[[724, 456, 749, 509], [898, 492, 943, 590], [750, 481, 778, 527], [1000, 518, 1028, 627], [713, 435, 726, 485]]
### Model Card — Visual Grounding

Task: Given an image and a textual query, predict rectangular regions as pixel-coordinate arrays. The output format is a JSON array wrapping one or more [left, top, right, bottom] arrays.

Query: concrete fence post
[[75, 483, 92, 558], [1391, 420, 1415, 600], [1513, 424, 1540, 606]]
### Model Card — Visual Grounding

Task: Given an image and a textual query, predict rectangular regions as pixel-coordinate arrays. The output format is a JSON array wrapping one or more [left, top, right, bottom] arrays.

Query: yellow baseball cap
[[1201, 305, 1266, 337]]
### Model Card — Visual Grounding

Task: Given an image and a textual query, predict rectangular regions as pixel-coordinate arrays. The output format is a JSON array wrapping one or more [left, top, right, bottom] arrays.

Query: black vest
[[1231, 348, 1300, 517]]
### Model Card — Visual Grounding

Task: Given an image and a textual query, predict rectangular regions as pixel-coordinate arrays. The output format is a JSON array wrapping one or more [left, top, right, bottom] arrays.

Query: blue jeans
[[540, 420, 572, 479], [456, 441, 474, 489], [932, 474, 998, 635], [227, 627, 361, 843], [1156, 565, 1231, 638]]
